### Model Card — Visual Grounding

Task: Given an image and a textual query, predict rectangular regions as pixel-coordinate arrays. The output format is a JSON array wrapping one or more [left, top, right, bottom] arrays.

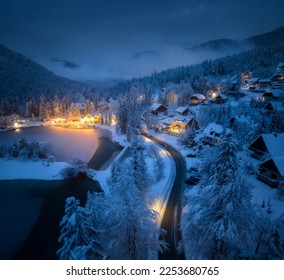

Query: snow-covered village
[[1, 0, 284, 262]]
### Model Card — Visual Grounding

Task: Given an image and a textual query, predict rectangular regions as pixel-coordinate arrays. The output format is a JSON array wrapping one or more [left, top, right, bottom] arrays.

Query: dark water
[[0, 179, 102, 260]]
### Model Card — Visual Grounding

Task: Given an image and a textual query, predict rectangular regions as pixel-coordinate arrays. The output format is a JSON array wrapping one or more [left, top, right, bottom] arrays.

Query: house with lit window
[[200, 123, 225, 145], [190, 94, 206, 105]]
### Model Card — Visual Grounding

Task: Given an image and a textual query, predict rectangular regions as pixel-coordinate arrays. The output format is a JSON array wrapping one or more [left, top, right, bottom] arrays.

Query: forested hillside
[[0, 44, 92, 115]]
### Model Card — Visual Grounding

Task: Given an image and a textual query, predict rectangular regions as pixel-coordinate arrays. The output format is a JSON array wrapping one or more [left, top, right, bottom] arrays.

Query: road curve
[[141, 132, 186, 260]]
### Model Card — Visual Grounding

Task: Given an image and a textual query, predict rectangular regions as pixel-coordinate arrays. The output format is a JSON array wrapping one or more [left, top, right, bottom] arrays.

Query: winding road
[[141, 132, 186, 260]]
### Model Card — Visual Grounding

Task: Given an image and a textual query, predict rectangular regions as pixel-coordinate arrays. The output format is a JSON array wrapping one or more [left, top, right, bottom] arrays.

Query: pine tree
[[100, 171, 167, 259], [39, 96, 46, 121], [57, 197, 103, 260], [181, 134, 257, 259]]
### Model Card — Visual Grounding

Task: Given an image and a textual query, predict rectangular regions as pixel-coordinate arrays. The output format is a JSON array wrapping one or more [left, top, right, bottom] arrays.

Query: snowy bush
[[60, 158, 91, 179]]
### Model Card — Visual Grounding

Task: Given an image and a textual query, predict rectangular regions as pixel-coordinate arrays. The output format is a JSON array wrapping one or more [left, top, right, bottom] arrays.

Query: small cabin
[[248, 133, 284, 159], [190, 94, 206, 105], [201, 123, 225, 145], [215, 93, 228, 103], [257, 156, 284, 187], [242, 71, 251, 79], [150, 103, 167, 115], [271, 74, 284, 83], [262, 91, 279, 100], [175, 106, 191, 116]]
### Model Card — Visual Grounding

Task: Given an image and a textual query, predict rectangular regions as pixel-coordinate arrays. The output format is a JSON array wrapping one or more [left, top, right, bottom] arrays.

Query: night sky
[[0, 0, 284, 80]]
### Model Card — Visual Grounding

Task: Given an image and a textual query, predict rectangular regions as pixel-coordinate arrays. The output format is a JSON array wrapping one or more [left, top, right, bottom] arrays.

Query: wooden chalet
[[190, 94, 206, 105], [257, 79, 271, 89], [175, 106, 191, 116], [161, 116, 198, 134], [262, 90, 280, 100], [257, 156, 284, 187], [271, 74, 284, 83], [201, 123, 225, 145], [248, 133, 284, 159], [215, 93, 228, 103], [150, 103, 167, 115], [242, 71, 251, 79]]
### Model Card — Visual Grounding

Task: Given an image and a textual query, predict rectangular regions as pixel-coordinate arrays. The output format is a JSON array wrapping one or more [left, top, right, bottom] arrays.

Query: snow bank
[[0, 159, 68, 181]]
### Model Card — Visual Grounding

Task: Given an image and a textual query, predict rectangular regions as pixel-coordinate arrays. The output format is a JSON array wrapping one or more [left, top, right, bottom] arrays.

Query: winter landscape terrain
[[1, 2, 284, 260]]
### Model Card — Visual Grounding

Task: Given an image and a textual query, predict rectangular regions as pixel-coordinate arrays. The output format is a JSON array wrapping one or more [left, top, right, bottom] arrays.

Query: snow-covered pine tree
[[39, 96, 46, 121], [100, 171, 167, 260], [130, 137, 149, 195], [181, 134, 257, 259], [57, 197, 103, 260]]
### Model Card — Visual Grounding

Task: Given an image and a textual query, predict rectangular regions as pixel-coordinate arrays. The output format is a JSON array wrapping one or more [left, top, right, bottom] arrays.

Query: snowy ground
[[0, 159, 67, 180]]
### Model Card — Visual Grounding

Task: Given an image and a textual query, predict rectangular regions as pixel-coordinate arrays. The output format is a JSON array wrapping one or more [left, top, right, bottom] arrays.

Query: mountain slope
[[0, 43, 90, 103], [190, 26, 284, 53]]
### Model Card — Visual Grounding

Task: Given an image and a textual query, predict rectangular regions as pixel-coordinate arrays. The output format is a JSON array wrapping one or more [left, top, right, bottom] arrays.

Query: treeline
[[0, 137, 53, 160]]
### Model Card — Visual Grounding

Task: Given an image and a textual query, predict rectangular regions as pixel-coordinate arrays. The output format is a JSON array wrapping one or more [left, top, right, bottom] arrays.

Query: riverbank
[[0, 159, 68, 180]]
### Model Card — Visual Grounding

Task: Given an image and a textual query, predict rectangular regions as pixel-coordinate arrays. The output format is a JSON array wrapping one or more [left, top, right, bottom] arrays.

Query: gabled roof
[[250, 133, 284, 157], [258, 79, 271, 83], [262, 134, 284, 156], [246, 78, 260, 83], [216, 93, 228, 100], [175, 106, 189, 114], [190, 93, 206, 100], [260, 156, 284, 176], [150, 103, 166, 111]]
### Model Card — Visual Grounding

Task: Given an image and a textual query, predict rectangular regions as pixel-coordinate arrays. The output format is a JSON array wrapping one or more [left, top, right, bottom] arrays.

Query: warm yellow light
[[14, 122, 19, 128]]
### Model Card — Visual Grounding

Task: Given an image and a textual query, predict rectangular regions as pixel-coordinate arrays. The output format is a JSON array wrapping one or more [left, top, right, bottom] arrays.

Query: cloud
[[50, 58, 80, 69]]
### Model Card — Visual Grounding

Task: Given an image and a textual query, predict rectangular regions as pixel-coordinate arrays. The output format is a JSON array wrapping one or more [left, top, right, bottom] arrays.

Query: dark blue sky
[[0, 0, 283, 80]]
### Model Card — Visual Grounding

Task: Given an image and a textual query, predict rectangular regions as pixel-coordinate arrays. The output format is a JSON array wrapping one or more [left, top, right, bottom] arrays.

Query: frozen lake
[[0, 126, 112, 162]]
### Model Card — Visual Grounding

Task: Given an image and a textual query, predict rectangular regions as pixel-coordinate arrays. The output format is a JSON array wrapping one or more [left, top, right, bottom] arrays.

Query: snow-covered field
[[0, 159, 67, 180]]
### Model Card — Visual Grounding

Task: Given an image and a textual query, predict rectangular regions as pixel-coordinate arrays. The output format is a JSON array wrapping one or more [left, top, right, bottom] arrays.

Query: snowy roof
[[216, 93, 228, 100], [203, 123, 223, 136], [273, 156, 284, 176], [150, 103, 166, 111], [175, 106, 189, 114], [173, 116, 194, 126], [261, 156, 284, 176], [246, 78, 259, 83], [190, 93, 206, 100], [258, 79, 271, 83], [162, 117, 174, 125], [262, 133, 284, 157], [277, 63, 284, 68]]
